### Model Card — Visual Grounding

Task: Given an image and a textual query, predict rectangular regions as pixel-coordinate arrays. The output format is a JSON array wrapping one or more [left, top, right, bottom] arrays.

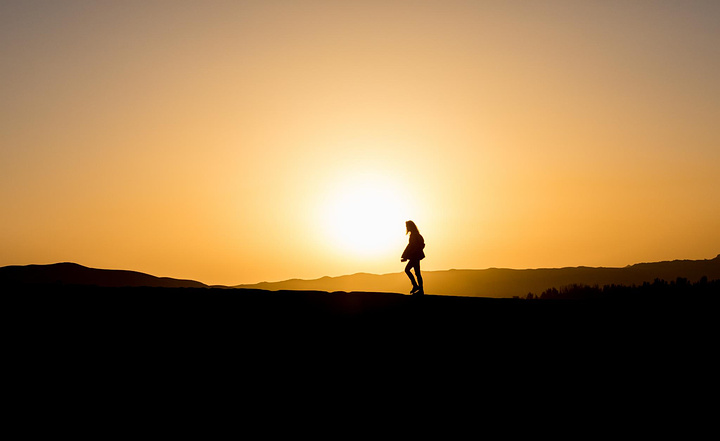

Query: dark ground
[[8, 284, 716, 357], [5, 284, 718, 426]]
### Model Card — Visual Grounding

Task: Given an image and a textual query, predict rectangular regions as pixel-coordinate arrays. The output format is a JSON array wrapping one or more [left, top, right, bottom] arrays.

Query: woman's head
[[406, 220, 419, 235]]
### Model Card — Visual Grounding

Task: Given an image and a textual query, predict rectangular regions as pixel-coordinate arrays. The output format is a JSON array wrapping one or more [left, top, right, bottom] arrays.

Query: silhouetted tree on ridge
[[536, 277, 719, 301]]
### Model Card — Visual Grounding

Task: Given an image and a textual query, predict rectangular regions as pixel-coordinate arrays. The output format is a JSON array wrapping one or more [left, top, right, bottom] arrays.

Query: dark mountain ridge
[[0, 262, 207, 288], [3, 255, 718, 296], [236, 254, 720, 298]]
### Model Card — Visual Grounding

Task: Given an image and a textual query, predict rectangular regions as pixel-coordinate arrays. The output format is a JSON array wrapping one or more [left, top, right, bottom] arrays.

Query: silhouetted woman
[[401, 220, 425, 295]]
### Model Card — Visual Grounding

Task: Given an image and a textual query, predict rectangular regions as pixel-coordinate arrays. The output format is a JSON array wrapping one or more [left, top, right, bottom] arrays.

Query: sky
[[1, 0, 719, 285]]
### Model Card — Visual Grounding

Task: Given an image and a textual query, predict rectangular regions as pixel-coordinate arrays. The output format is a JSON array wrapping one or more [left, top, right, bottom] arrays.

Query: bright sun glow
[[321, 174, 411, 258]]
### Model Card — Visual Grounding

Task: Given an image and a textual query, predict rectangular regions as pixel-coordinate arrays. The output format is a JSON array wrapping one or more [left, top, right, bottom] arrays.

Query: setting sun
[[320, 173, 411, 258]]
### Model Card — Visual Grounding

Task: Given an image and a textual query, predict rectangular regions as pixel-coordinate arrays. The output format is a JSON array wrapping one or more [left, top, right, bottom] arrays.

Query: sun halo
[[320, 177, 411, 259]]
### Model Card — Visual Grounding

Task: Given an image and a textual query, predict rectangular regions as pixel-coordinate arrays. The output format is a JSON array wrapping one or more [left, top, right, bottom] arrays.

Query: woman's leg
[[412, 260, 423, 293], [405, 260, 418, 289]]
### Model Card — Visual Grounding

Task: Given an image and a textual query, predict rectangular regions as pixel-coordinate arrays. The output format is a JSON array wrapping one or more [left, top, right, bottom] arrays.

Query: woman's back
[[402, 232, 425, 261]]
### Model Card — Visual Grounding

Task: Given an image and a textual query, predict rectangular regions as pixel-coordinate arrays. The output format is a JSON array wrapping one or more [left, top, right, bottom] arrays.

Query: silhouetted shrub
[[538, 277, 719, 301]]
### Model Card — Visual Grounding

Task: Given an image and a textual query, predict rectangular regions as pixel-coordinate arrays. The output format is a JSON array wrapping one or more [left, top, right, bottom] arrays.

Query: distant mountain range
[[2, 255, 718, 297], [236, 255, 720, 298]]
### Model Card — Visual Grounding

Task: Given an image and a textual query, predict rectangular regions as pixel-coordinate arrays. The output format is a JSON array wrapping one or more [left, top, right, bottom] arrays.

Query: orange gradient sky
[[2, 1, 719, 285]]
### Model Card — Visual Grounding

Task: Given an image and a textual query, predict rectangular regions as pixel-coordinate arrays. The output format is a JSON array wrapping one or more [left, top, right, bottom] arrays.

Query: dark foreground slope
[[6, 284, 718, 420], [8, 284, 717, 348]]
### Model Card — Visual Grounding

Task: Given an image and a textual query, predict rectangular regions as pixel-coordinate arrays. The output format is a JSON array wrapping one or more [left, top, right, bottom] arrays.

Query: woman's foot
[[412, 287, 424, 296], [410, 286, 420, 294]]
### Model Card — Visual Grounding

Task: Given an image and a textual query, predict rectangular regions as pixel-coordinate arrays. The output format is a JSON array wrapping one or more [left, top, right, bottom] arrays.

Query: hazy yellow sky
[[2, 1, 719, 285]]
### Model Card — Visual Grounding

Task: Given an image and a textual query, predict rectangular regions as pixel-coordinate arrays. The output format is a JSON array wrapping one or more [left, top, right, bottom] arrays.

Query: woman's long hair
[[406, 220, 419, 235]]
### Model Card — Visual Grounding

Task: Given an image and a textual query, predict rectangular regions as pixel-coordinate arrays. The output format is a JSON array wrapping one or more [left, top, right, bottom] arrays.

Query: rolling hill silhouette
[[235, 255, 720, 297], [2, 255, 718, 296], [0, 262, 208, 288]]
